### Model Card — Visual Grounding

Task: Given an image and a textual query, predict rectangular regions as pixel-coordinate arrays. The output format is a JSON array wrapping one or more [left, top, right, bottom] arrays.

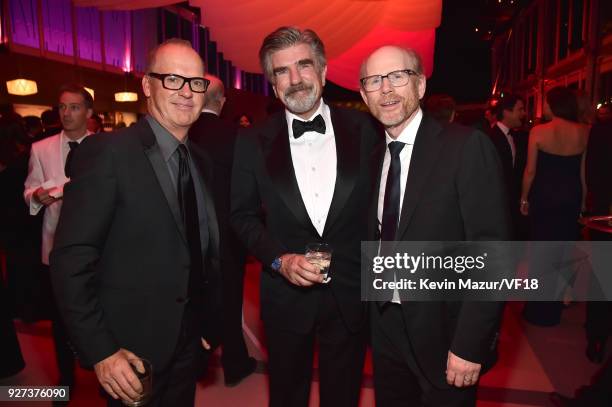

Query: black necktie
[[381, 141, 405, 241], [64, 141, 79, 177], [176, 144, 205, 303], [292, 114, 326, 139], [376, 141, 405, 308]]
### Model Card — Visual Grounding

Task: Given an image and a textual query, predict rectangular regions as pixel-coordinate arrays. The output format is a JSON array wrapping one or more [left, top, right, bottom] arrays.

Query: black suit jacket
[[369, 115, 511, 388], [586, 121, 612, 215], [189, 112, 245, 265], [488, 124, 514, 193], [231, 107, 381, 334], [50, 119, 221, 370], [489, 125, 526, 229]]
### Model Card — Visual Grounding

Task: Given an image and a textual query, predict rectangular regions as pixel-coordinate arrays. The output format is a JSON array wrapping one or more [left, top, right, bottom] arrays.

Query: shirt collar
[[496, 121, 510, 136], [146, 115, 185, 162], [385, 108, 423, 146], [60, 130, 90, 145], [202, 108, 219, 116], [285, 99, 329, 140]]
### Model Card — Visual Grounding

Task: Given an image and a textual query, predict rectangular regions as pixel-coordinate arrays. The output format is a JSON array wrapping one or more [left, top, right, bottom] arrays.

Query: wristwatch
[[271, 256, 283, 272]]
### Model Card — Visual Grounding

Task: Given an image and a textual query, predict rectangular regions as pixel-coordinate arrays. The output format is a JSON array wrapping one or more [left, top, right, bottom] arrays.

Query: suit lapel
[[323, 107, 360, 236], [137, 120, 188, 246], [369, 143, 387, 240], [495, 126, 512, 164], [395, 115, 445, 239], [189, 142, 220, 259], [54, 133, 63, 180], [264, 114, 318, 235]]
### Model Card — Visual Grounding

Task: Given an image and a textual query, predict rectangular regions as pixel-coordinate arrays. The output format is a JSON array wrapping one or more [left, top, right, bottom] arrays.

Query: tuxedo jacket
[[369, 115, 511, 388], [231, 107, 381, 334], [24, 132, 73, 265], [488, 125, 527, 205], [488, 125, 514, 190], [50, 119, 221, 370]]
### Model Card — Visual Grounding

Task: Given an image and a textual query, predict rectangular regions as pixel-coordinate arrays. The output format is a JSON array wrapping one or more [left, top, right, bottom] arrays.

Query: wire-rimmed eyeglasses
[[360, 69, 419, 92]]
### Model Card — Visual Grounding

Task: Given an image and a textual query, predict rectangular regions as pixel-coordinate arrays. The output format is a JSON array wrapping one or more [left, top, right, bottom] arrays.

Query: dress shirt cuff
[[29, 197, 43, 215]]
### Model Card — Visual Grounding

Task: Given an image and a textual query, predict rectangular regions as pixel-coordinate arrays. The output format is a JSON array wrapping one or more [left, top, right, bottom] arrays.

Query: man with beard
[[360, 45, 509, 406], [231, 27, 381, 406]]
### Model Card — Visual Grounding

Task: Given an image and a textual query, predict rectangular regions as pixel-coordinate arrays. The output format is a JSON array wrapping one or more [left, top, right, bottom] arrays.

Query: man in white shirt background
[[23, 83, 93, 388]]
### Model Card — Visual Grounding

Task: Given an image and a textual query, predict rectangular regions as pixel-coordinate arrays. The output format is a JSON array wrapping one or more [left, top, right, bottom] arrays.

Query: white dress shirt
[[285, 100, 337, 237], [377, 108, 423, 303], [60, 131, 89, 168], [377, 109, 423, 229], [496, 121, 516, 166]]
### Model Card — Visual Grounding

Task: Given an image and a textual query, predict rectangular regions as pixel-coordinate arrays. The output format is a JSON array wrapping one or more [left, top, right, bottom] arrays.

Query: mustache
[[285, 83, 314, 97], [379, 95, 402, 104]]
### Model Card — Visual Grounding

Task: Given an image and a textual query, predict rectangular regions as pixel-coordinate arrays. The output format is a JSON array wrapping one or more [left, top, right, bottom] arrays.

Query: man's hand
[[94, 348, 144, 403], [446, 351, 481, 388], [279, 254, 324, 286], [33, 187, 59, 206]]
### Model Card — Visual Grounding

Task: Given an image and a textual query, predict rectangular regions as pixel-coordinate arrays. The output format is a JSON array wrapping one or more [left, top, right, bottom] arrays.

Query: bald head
[[203, 75, 226, 114], [145, 38, 204, 75], [360, 46, 423, 80]]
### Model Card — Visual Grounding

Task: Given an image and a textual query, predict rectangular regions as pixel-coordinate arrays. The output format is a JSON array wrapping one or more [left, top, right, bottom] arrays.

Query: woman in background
[[520, 86, 590, 326]]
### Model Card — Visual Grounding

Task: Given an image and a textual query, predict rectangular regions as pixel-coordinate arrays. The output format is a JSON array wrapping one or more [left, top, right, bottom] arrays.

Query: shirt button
[[312, 167, 316, 171], [315, 193, 319, 198]]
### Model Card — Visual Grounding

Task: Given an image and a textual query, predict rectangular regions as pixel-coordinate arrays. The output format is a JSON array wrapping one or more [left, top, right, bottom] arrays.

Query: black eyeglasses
[[360, 69, 419, 92], [147, 73, 210, 93]]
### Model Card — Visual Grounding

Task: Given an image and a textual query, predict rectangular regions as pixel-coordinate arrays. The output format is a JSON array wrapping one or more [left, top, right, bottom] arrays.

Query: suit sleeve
[[49, 135, 120, 367], [451, 129, 510, 363], [23, 144, 44, 215], [230, 131, 285, 269]]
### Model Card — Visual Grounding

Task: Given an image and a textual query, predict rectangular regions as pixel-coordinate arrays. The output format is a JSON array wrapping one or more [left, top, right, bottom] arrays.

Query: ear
[[417, 75, 426, 100], [86, 108, 93, 119], [142, 75, 151, 98], [272, 84, 279, 98], [359, 88, 370, 108], [321, 65, 327, 87]]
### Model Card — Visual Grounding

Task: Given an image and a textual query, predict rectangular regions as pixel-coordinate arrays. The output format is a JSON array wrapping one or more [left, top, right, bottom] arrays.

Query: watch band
[[271, 256, 282, 272]]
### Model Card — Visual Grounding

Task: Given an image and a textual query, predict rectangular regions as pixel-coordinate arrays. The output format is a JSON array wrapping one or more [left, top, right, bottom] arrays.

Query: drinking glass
[[305, 243, 333, 283]]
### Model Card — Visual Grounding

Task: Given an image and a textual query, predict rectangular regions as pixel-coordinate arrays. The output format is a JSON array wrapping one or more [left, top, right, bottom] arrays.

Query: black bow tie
[[292, 114, 326, 139]]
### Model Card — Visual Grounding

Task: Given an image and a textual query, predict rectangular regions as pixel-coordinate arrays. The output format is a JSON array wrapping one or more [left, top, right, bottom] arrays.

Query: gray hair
[[203, 74, 225, 111], [259, 26, 326, 82]]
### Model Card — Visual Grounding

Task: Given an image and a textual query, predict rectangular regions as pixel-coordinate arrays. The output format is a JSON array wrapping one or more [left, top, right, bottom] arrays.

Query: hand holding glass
[[122, 358, 152, 407], [305, 243, 333, 284]]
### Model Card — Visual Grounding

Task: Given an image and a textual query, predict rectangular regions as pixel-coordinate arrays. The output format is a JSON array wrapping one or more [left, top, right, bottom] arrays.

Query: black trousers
[[264, 288, 366, 407], [220, 247, 251, 376], [371, 303, 477, 407], [107, 304, 203, 407], [45, 265, 75, 384]]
